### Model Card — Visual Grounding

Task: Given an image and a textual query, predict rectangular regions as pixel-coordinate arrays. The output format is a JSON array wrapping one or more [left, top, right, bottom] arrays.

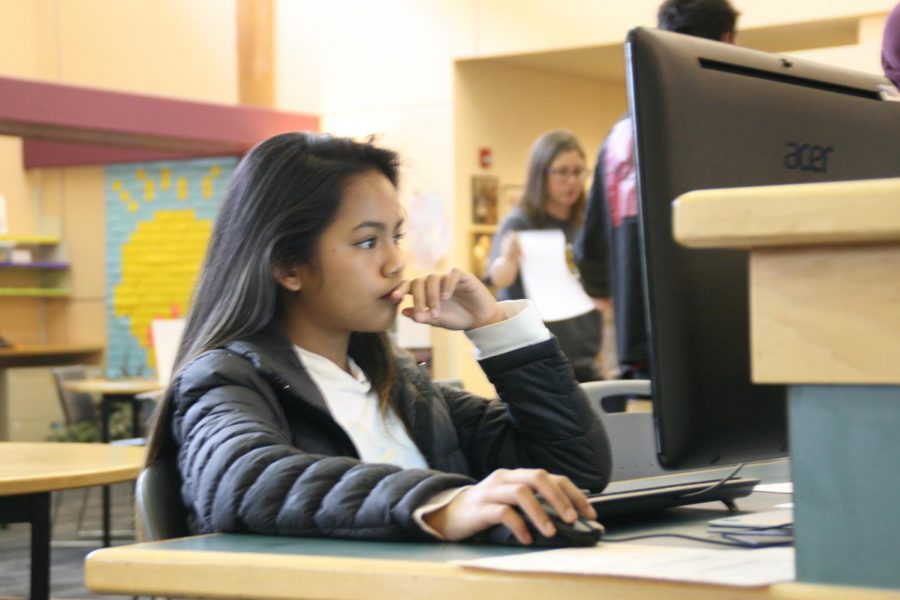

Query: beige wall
[[0, 0, 238, 347], [27, 0, 238, 100], [788, 14, 888, 74], [274, 0, 898, 389], [0, 0, 896, 382], [452, 61, 627, 393]]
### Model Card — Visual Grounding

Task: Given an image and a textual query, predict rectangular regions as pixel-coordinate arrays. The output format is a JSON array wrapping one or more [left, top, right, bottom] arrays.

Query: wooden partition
[[673, 178, 900, 590]]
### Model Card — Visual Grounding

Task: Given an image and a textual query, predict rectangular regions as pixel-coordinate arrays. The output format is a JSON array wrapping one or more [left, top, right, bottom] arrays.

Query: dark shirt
[[574, 115, 648, 375], [487, 205, 603, 382]]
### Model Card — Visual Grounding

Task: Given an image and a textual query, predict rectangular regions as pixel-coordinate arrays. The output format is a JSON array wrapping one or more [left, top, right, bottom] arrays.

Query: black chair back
[[135, 458, 190, 541], [51, 365, 97, 426]]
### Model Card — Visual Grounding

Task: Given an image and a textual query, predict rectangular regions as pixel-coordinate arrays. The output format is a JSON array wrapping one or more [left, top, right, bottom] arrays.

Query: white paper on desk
[[755, 483, 793, 494], [517, 230, 594, 322], [457, 544, 795, 588]]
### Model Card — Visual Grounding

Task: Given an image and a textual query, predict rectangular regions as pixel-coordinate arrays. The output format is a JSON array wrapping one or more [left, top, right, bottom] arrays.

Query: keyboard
[[588, 476, 759, 518]]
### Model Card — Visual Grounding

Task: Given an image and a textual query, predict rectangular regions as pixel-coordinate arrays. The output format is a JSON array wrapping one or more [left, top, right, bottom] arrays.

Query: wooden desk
[[0, 344, 103, 442], [61, 377, 159, 546], [0, 344, 103, 368], [62, 377, 162, 442], [84, 489, 899, 600], [673, 177, 900, 589], [0, 442, 144, 600]]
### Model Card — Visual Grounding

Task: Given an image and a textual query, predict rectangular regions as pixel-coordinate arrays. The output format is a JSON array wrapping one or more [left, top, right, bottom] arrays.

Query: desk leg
[[0, 492, 52, 600], [31, 492, 51, 600], [101, 395, 112, 547], [132, 397, 141, 437]]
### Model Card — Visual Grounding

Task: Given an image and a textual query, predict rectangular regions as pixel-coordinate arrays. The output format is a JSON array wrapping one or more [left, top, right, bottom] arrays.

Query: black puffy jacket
[[169, 325, 612, 541]]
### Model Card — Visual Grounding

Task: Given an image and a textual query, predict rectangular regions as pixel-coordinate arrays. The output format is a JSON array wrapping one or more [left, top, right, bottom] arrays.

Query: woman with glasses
[[486, 130, 604, 382]]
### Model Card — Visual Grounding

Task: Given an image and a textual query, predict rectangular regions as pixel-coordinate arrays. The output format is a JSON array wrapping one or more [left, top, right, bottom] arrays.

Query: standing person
[[144, 132, 611, 546], [486, 129, 603, 383], [574, 0, 739, 382]]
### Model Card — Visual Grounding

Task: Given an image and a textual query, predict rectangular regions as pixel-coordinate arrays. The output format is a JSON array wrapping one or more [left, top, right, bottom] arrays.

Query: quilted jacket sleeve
[[439, 337, 612, 492], [171, 349, 472, 539]]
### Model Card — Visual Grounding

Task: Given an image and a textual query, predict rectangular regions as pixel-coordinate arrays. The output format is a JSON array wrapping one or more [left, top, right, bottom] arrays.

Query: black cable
[[602, 532, 792, 549], [681, 462, 746, 497]]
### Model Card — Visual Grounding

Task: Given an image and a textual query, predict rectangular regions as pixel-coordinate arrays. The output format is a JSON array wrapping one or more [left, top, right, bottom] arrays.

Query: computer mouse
[[485, 500, 604, 547]]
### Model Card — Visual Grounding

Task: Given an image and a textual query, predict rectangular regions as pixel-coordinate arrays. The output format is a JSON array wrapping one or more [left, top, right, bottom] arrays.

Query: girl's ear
[[273, 263, 303, 292]]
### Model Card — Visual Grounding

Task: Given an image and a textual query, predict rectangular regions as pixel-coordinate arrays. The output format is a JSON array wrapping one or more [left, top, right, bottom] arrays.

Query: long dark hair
[[145, 132, 401, 464], [519, 129, 586, 228]]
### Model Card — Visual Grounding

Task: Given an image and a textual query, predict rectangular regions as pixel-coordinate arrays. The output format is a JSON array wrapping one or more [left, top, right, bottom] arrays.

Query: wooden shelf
[[0, 344, 103, 367], [0, 262, 69, 270], [0, 288, 69, 297], [0, 235, 61, 245], [0, 238, 69, 297]]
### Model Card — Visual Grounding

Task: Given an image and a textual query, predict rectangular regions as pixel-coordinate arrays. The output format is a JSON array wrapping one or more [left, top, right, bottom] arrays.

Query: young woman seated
[[144, 132, 612, 545]]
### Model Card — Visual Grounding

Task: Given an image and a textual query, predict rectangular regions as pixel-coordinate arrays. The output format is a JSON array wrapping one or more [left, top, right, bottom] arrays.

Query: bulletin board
[[105, 157, 237, 378]]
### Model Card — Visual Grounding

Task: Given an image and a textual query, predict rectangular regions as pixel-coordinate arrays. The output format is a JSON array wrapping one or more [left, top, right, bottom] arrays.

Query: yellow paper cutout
[[112, 209, 211, 366], [177, 177, 188, 200], [143, 179, 155, 201]]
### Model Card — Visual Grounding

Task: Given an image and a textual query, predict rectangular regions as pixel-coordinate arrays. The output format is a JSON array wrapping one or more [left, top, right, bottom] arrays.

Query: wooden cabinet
[[0, 345, 103, 440], [470, 224, 496, 282], [0, 366, 62, 441], [0, 235, 69, 298], [468, 182, 521, 282]]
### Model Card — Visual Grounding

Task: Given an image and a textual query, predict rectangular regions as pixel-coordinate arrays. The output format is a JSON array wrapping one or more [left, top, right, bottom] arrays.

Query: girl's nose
[[383, 243, 405, 277]]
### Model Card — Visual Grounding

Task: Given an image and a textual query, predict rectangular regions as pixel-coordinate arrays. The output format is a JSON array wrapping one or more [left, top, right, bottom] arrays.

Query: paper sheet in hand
[[457, 544, 795, 587], [517, 230, 594, 322]]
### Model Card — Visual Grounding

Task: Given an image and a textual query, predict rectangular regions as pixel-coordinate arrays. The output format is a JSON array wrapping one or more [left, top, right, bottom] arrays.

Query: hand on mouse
[[422, 468, 598, 544]]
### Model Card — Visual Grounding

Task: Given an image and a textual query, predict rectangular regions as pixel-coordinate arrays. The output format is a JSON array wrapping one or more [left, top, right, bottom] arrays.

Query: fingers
[[425, 274, 442, 318], [465, 481, 547, 544], [554, 475, 598, 521], [504, 470, 577, 524], [509, 483, 556, 539], [496, 504, 533, 545], [502, 232, 521, 261], [430, 469, 597, 544], [409, 276, 428, 316], [389, 279, 411, 302], [488, 469, 597, 524], [401, 270, 463, 324], [441, 268, 461, 300]]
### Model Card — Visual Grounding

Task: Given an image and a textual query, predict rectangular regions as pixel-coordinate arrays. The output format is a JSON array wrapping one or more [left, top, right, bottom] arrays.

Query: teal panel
[[790, 385, 900, 590]]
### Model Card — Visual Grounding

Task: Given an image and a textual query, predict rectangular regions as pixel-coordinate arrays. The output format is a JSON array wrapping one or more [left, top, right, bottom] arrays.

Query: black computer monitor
[[626, 27, 900, 469]]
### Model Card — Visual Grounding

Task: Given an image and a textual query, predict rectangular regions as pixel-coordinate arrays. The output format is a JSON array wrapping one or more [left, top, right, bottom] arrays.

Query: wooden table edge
[[84, 541, 900, 600]]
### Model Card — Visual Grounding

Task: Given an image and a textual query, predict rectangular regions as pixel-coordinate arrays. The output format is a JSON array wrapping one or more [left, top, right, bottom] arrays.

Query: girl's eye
[[356, 238, 377, 249], [393, 233, 405, 245]]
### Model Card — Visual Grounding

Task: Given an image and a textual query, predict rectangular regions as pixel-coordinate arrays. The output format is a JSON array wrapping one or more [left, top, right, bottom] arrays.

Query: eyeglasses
[[547, 167, 589, 181]]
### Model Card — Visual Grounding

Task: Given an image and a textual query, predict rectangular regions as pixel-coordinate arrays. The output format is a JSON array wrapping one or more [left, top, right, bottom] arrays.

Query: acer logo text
[[784, 142, 833, 173]]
